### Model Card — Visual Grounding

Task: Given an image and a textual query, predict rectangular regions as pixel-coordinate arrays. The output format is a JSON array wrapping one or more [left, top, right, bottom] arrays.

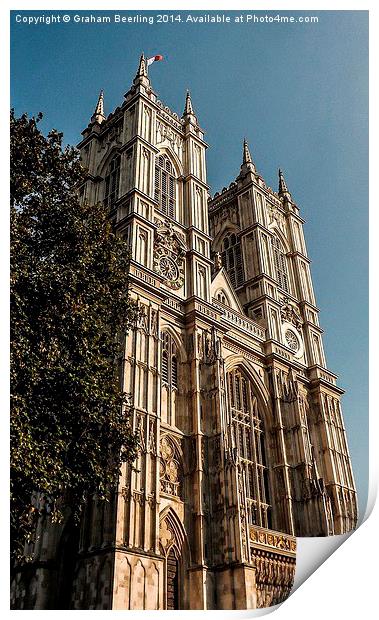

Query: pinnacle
[[278, 168, 290, 197], [136, 53, 147, 78], [243, 138, 253, 165], [183, 90, 195, 116], [91, 89, 105, 124]]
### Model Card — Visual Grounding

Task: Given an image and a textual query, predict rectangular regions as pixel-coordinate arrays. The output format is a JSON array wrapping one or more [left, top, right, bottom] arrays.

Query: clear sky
[[10, 10, 369, 517]]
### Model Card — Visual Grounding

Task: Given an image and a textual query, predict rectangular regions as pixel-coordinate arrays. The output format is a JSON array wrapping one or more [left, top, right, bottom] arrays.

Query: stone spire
[[183, 90, 194, 116], [91, 90, 105, 125], [133, 53, 150, 87], [243, 138, 253, 165], [239, 138, 256, 175], [278, 168, 291, 199]]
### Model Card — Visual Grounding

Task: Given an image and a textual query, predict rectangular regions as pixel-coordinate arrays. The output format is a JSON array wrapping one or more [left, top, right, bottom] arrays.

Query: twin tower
[[11, 55, 358, 610]]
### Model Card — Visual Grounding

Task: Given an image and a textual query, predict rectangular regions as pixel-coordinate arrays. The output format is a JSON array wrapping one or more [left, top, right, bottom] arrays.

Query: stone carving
[[268, 203, 286, 233], [159, 436, 182, 497], [252, 550, 296, 608], [200, 327, 222, 364], [156, 119, 183, 150], [101, 120, 123, 150], [240, 511, 247, 561], [136, 414, 145, 451], [147, 494, 156, 510], [137, 303, 149, 333], [277, 369, 299, 403], [153, 221, 186, 290], [214, 252, 222, 270], [133, 491, 144, 506], [148, 418, 156, 455], [121, 486, 130, 500], [280, 298, 303, 329], [150, 309, 158, 337], [249, 526, 296, 553], [159, 518, 175, 551]]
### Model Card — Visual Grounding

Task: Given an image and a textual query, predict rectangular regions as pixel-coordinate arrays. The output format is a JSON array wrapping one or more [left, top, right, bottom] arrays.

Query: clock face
[[285, 329, 300, 352], [159, 256, 179, 282]]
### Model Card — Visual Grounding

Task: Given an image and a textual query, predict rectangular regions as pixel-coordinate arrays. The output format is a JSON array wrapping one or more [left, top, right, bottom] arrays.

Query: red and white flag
[[147, 55, 164, 67]]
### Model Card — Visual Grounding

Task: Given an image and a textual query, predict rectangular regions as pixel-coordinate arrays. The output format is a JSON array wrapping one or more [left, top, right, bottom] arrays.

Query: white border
[[3, 1, 376, 618]]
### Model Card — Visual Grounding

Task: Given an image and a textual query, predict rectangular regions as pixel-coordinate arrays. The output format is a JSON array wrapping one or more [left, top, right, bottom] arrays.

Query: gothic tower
[[209, 140, 358, 538], [11, 56, 357, 611]]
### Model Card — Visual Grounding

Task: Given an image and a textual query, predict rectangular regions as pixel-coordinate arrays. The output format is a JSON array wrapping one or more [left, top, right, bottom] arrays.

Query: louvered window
[[154, 155, 176, 219], [104, 154, 121, 208], [221, 233, 244, 288], [162, 351, 169, 384], [228, 368, 271, 528], [161, 331, 178, 391], [271, 236, 289, 293]]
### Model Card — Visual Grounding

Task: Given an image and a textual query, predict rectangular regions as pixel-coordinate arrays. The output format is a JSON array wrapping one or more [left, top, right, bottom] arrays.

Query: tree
[[10, 110, 138, 561]]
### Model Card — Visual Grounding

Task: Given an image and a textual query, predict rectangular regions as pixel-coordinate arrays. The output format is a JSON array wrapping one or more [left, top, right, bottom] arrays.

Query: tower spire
[[183, 90, 194, 116], [239, 138, 256, 175], [133, 53, 150, 87], [91, 89, 105, 125], [278, 168, 291, 198], [137, 53, 147, 77], [243, 138, 253, 165]]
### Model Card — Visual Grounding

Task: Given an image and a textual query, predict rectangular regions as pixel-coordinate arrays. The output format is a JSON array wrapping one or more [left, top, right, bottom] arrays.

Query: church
[[11, 55, 358, 610]]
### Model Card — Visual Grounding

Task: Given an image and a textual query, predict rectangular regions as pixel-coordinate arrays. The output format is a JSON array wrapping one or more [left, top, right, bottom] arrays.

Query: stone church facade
[[11, 55, 357, 610]]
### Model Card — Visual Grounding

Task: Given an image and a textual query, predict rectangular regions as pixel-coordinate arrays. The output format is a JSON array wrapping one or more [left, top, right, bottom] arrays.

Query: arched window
[[271, 235, 289, 293], [216, 290, 229, 306], [227, 368, 271, 528], [154, 154, 177, 219], [221, 233, 244, 288], [104, 154, 121, 208]]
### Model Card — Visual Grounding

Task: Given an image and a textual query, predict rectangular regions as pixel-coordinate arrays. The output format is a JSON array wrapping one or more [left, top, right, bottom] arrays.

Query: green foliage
[[10, 110, 138, 561]]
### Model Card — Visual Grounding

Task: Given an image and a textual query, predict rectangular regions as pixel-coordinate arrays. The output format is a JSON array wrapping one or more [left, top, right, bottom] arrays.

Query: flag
[[147, 55, 164, 67]]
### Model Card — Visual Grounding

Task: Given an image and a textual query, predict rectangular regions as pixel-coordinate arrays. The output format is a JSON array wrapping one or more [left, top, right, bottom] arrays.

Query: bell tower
[[71, 54, 224, 610], [209, 141, 357, 538]]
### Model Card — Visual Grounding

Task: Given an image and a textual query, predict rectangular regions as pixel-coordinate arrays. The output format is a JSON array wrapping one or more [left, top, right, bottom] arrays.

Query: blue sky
[[11, 10, 369, 516]]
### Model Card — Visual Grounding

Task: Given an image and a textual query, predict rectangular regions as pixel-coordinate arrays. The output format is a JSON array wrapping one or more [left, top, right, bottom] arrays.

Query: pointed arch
[[214, 287, 231, 307], [224, 355, 272, 427], [159, 324, 187, 362], [159, 506, 190, 611], [156, 145, 183, 178], [212, 221, 240, 253], [97, 145, 121, 179], [213, 229, 244, 289], [159, 506, 190, 559], [160, 431, 184, 463], [269, 223, 291, 254], [154, 151, 180, 219]]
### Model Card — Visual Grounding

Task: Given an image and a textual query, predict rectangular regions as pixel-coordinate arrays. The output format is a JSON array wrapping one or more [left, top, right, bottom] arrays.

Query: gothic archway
[[159, 507, 190, 610]]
